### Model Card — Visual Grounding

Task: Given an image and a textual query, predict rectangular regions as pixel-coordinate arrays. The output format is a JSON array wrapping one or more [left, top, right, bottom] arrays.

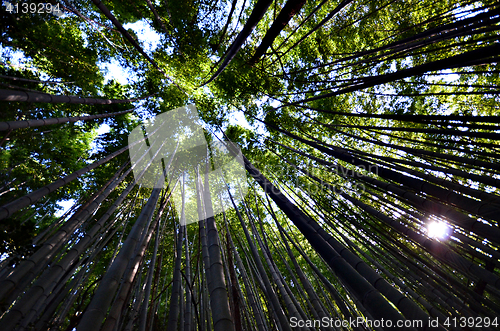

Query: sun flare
[[427, 221, 449, 239]]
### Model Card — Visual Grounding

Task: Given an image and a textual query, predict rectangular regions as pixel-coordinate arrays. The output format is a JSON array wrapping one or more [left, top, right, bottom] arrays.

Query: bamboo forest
[[1, 0, 500, 330]]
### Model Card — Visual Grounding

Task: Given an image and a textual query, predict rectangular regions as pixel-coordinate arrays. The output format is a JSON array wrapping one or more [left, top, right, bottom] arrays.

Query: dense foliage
[[0, 0, 499, 330]]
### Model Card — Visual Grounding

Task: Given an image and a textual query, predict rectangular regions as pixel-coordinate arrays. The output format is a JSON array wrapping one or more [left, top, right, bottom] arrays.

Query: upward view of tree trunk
[[0, 108, 135, 131], [0, 89, 154, 104], [1, 0, 499, 330], [248, 0, 307, 64], [203, 0, 274, 84]]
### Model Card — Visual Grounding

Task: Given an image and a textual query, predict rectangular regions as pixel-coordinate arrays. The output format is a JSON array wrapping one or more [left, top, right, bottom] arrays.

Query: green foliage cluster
[[0, 0, 499, 329]]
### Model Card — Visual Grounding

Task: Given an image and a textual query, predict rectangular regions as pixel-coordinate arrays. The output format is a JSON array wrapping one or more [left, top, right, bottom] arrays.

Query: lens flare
[[427, 221, 449, 239]]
